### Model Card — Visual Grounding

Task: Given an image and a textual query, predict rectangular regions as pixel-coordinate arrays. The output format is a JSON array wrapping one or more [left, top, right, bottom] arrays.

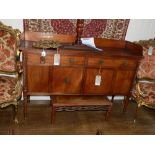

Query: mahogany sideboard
[[20, 38, 143, 117]]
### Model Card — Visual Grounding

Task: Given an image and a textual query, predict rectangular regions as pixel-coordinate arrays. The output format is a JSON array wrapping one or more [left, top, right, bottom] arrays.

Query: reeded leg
[[51, 105, 56, 125], [27, 95, 30, 102], [50, 96, 53, 106], [111, 95, 115, 102], [105, 105, 112, 121], [134, 104, 139, 123], [96, 129, 104, 135], [123, 96, 129, 113], [14, 103, 18, 124], [23, 95, 28, 119]]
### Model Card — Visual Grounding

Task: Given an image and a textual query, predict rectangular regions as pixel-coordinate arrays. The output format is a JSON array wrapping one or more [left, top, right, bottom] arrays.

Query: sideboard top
[[20, 38, 143, 59]]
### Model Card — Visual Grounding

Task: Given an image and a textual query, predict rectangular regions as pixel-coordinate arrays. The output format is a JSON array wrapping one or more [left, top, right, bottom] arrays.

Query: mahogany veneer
[[20, 37, 143, 123]]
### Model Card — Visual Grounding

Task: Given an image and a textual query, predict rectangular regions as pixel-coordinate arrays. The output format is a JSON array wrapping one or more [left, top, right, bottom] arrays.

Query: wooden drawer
[[60, 55, 85, 66], [87, 57, 136, 69], [27, 52, 54, 65]]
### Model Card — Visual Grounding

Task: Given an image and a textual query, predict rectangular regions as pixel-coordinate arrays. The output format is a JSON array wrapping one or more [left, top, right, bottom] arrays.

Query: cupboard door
[[27, 66, 49, 93], [84, 68, 114, 94], [112, 70, 135, 95], [50, 67, 84, 94]]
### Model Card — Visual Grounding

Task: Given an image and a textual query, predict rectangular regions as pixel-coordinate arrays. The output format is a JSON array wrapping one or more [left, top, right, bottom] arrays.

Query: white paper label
[[148, 46, 153, 56], [54, 53, 60, 65], [95, 75, 102, 86], [41, 49, 46, 57], [81, 38, 102, 51]]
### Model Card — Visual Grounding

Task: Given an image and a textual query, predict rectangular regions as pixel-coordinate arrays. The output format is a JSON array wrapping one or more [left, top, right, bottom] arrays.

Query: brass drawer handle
[[122, 62, 128, 67], [63, 77, 70, 84], [98, 59, 104, 65], [68, 58, 75, 64], [40, 49, 46, 64], [40, 56, 46, 64]]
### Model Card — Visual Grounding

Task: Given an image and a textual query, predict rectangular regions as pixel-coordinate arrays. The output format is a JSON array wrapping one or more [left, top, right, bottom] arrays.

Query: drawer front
[[118, 60, 137, 69], [60, 55, 85, 66], [87, 57, 137, 69], [27, 52, 54, 65]]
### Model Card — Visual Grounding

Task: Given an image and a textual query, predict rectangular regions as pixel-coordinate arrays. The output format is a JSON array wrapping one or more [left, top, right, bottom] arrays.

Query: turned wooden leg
[[96, 129, 104, 135], [13, 103, 18, 124], [123, 96, 129, 113], [51, 105, 56, 125], [134, 104, 139, 123], [105, 105, 112, 121], [27, 95, 30, 102], [111, 95, 115, 102], [50, 96, 53, 106], [23, 95, 28, 119]]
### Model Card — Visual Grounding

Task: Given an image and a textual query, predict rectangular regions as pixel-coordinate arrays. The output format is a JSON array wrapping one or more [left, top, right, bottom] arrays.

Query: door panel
[[84, 68, 114, 94], [50, 67, 84, 94], [112, 70, 135, 94], [27, 66, 49, 93]]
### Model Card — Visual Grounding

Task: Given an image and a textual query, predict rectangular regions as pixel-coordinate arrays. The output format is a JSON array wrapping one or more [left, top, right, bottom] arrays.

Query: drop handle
[[122, 62, 128, 67], [40, 49, 46, 64], [68, 58, 75, 64], [98, 60, 104, 65], [40, 56, 46, 64], [63, 77, 70, 84]]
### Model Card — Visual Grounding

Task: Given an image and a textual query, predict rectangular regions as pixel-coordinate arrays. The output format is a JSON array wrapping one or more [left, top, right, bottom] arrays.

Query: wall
[[1, 19, 155, 41], [125, 19, 155, 41], [0, 19, 23, 31]]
